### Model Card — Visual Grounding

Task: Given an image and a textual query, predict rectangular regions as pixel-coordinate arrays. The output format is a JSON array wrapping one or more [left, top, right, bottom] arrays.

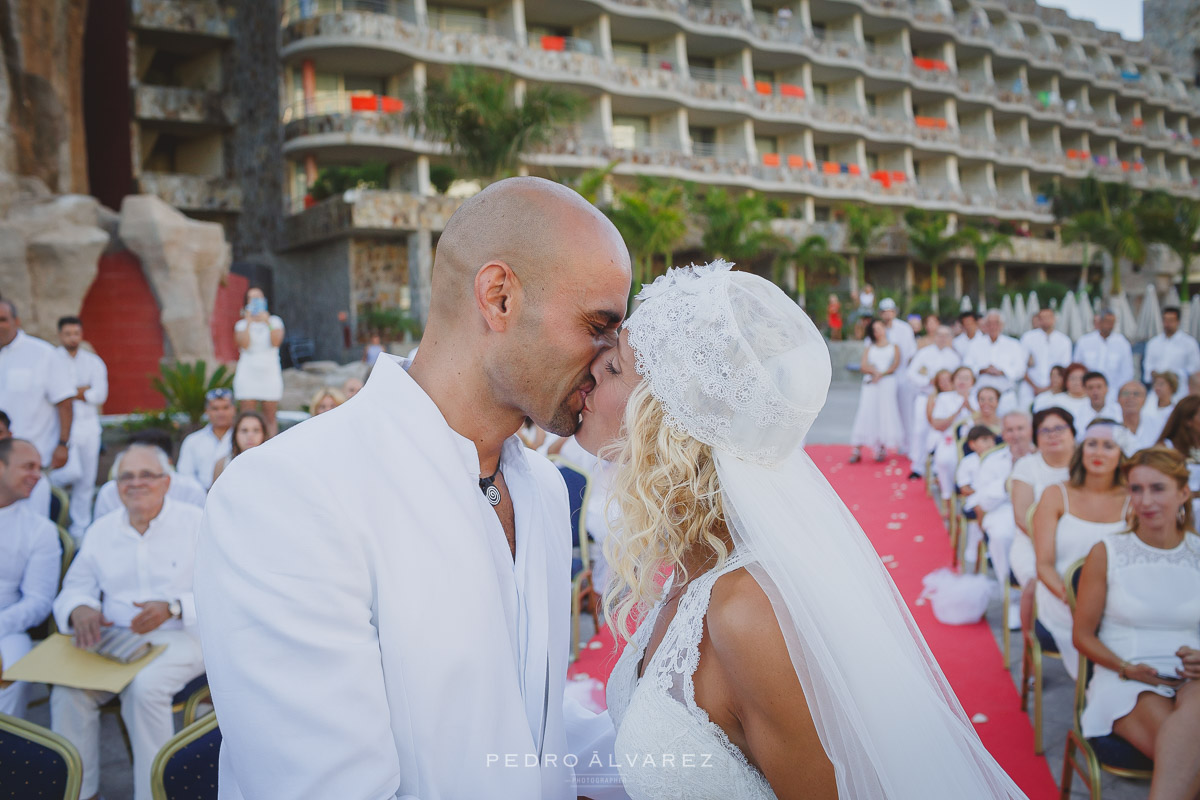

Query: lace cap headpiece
[[625, 260, 831, 467]]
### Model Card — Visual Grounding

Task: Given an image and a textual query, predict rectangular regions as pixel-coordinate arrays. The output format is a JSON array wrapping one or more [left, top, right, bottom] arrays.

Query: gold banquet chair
[[150, 713, 221, 800], [1017, 499, 1066, 755], [1059, 559, 1153, 800], [0, 711, 84, 800]]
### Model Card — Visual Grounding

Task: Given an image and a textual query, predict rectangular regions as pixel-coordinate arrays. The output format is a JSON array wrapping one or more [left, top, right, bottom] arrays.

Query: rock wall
[[118, 194, 231, 360], [0, 0, 91, 202]]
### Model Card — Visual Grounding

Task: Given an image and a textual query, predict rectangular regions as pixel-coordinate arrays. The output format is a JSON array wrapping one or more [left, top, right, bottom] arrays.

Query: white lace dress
[[606, 551, 777, 800]]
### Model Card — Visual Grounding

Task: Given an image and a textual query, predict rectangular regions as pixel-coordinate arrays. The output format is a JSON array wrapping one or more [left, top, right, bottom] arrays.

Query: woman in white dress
[[1031, 420, 1128, 678], [1073, 447, 1200, 796], [1030, 365, 1066, 413], [929, 366, 977, 517], [574, 261, 1026, 800], [233, 287, 285, 438], [849, 318, 902, 464], [1010, 406, 1076, 631], [1147, 371, 1179, 420]]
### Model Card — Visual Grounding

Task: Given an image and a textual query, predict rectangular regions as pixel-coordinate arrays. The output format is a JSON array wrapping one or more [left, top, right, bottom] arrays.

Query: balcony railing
[[134, 85, 235, 126], [131, 0, 232, 38], [137, 172, 242, 213], [527, 34, 597, 55]]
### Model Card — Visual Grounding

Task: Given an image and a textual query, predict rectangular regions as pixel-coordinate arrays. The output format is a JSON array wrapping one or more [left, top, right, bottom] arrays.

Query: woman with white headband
[[574, 261, 1026, 799], [1031, 418, 1129, 677]]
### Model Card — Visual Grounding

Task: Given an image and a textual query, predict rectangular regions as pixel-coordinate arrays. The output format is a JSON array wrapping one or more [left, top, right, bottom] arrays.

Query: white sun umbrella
[[1059, 291, 1079, 338], [1027, 291, 1040, 324], [1110, 291, 1138, 341], [1165, 286, 1182, 310], [1134, 285, 1163, 342], [959, 295, 974, 313], [1079, 291, 1096, 333], [1014, 293, 1028, 333], [1000, 294, 1016, 334]]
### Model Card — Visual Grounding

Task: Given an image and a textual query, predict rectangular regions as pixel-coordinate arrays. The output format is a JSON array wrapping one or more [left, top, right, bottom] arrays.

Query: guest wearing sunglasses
[[176, 388, 235, 491]]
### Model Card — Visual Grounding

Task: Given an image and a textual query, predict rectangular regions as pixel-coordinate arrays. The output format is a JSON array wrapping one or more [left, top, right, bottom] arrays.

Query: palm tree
[[605, 179, 688, 298], [840, 204, 893, 300], [417, 66, 581, 183], [959, 226, 1012, 310], [691, 186, 782, 264], [780, 234, 847, 307], [1140, 193, 1200, 302], [570, 160, 620, 204], [903, 209, 968, 314], [1060, 209, 1105, 291], [1048, 177, 1144, 297]]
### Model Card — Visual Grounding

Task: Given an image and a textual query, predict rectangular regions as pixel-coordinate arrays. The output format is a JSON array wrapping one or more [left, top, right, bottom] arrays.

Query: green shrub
[[151, 360, 234, 428]]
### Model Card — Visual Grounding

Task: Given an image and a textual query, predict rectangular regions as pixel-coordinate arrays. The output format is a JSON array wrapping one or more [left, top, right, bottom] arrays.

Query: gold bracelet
[[1119, 661, 1130, 681]]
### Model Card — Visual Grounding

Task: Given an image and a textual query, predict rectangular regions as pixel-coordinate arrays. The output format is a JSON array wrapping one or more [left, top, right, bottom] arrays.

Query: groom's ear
[[475, 260, 523, 332]]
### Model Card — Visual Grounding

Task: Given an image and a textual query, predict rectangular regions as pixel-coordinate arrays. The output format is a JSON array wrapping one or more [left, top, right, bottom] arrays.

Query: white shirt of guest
[[953, 330, 982, 358], [1075, 400, 1123, 436], [906, 345, 961, 393], [53, 498, 203, 632], [885, 319, 917, 366], [176, 424, 232, 491], [1116, 413, 1166, 456], [0, 502, 61, 639], [1019, 328, 1073, 389], [1073, 331, 1134, 399], [92, 470, 207, 521], [0, 331, 76, 465], [964, 445, 1015, 514], [55, 346, 108, 437], [194, 355, 621, 800], [1142, 331, 1200, 394], [965, 333, 1028, 394]]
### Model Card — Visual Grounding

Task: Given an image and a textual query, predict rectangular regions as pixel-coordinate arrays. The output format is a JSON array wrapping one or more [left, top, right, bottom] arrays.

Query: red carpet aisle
[[568, 445, 1059, 799]]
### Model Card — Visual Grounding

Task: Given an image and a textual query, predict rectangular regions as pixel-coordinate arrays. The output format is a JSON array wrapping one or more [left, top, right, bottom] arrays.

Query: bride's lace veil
[[624, 261, 1027, 798]]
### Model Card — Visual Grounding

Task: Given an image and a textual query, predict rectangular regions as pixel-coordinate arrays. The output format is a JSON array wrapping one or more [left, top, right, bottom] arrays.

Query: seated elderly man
[[91, 429, 206, 522], [51, 443, 205, 800], [963, 411, 1035, 630], [0, 438, 61, 718]]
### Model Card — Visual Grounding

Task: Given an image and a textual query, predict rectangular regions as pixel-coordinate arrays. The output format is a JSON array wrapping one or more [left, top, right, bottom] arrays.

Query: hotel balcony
[[137, 172, 243, 214], [283, 189, 463, 248], [134, 85, 237, 128], [130, 0, 232, 40]]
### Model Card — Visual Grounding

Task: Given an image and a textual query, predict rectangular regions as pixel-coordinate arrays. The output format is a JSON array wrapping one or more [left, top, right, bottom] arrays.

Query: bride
[[573, 261, 1027, 799]]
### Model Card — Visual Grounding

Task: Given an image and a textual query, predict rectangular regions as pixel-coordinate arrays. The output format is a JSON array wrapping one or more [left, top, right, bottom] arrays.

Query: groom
[[194, 177, 632, 799]]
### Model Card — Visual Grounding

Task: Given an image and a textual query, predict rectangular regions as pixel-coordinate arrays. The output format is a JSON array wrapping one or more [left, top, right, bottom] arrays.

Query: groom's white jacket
[[194, 356, 624, 799]]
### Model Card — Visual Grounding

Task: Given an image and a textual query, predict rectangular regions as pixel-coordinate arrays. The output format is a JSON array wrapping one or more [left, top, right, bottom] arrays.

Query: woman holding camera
[[233, 287, 285, 437]]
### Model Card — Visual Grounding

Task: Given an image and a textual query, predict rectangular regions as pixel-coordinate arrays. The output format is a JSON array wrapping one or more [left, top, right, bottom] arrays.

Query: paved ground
[[25, 381, 1147, 800]]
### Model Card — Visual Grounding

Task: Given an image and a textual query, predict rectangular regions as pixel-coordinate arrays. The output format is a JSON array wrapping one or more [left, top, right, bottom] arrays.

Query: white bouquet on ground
[[919, 568, 996, 625]]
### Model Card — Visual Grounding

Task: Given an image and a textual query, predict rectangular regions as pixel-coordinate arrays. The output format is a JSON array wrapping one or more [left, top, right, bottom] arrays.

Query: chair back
[[554, 460, 592, 572], [0, 712, 83, 800], [56, 525, 75, 588], [49, 485, 71, 530], [151, 713, 221, 800]]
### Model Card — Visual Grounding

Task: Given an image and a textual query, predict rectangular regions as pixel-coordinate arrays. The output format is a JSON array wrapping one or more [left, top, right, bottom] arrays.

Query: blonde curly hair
[[600, 380, 731, 642]]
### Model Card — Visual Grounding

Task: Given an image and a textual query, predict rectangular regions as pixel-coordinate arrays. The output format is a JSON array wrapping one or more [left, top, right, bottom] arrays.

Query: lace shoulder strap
[[1058, 482, 1069, 515]]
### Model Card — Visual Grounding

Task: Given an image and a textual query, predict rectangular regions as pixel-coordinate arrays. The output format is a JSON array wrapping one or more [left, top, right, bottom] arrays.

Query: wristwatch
[[168, 599, 182, 619], [57, 439, 69, 448]]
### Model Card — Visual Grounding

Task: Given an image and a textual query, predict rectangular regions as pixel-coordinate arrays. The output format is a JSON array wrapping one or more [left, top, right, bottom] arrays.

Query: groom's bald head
[[420, 177, 631, 435]]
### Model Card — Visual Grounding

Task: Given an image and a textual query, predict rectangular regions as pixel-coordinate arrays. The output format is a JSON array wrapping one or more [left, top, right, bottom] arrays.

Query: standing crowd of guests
[[0, 289, 372, 800]]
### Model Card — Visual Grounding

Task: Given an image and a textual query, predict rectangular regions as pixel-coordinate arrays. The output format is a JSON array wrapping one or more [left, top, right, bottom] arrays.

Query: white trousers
[[0, 632, 33, 718], [907, 394, 932, 473], [50, 426, 101, 540], [896, 369, 916, 444], [51, 629, 204, 800], [981, 503, 1018, 588]]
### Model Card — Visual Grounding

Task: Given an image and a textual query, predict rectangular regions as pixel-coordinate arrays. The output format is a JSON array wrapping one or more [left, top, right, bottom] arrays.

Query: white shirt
[[953, 330, 982, 358], [53, 498, 203, 632], [905, 345, 961, 393], [91, 470, 207, 521], [176, 424, 232, 491], [0, 501, 61, 639], [885, 319, 917, 366], [964, 334, 1028, 395], [1143, 331, 1200, 393], [55, 346, 108, 438], [1073, 331, 1134, 400], [1075, 400, 1123, 436], [955, 451, 983, 491], [1019, 328, 1073, 389], [194, 355, 621, 800], [1011, 452, 1070, 502], [964, 445, 1016, 514], [0, 331, 76, 465], [1115, 412, 1166, 456]]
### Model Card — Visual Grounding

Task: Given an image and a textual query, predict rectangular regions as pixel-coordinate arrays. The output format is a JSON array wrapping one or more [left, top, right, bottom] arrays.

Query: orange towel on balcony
[[787, 154, 807, 168], [541, 35, 566, 51], [780, 83, 805, 98], [755, 81, 773, 95], [1080, 151, 1090, 159], [1121, 161, 1130, 171], [848, 164, 861, 175], [1132, 118, 1143, 126], [380, 97, 404, 113], [913, 57, 933, 70], [891, 171, 907, 182], [932, 59, 950, 71], [1066, 149, 1078, 159], [762, 152, 781, 167], [822, 161, 840, 174], [350, 94, 377, 112]]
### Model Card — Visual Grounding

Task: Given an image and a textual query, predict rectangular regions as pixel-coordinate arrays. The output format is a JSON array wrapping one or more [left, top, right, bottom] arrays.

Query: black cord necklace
[[479, 465, 502, 506]]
